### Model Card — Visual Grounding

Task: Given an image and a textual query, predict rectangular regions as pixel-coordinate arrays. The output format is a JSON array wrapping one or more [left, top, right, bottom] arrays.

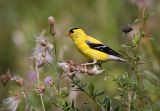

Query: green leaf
[[107, 99, 111, 111], [132, 34, 139, 48], [88, 83, 94, 91], [134, 18, 143, 24], [95, 91, 105, 97], [141, 31, 146, 37]]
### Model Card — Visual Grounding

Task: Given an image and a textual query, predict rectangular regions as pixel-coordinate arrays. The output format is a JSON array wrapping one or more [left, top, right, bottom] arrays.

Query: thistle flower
[[48, 16, 56, 36], [58, 61, 104, 75], [44, 76, 53, 86], [11, 76, 24, 87], [2, 94, 20, 111], [33, 36, 53, 68], [27, 71, 37, 81]]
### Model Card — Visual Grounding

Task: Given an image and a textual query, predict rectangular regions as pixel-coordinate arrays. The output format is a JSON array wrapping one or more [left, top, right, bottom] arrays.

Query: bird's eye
[[69, 28, 79, 33], [69, 29, 74, 33]]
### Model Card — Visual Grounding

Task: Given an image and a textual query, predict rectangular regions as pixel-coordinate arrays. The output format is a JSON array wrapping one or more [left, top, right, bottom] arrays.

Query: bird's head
[[67, 28, 87, 41]]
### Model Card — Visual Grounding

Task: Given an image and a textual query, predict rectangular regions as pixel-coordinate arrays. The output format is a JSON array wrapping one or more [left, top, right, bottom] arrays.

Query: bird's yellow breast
[[74, 40, 108, 61]]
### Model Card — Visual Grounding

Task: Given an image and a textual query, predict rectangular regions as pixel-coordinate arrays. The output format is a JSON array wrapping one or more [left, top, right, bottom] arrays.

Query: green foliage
[[69, 74, 114, 111]]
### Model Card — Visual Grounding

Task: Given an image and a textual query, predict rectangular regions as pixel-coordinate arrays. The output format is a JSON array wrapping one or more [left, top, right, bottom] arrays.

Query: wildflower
[[35, 84, 45, 94], [58, 61, 104, 75], [27, 71, 37, 81], [33, 36, 53, 68], [44, 76, 53, 86], [58, 62, 71, 73], [2, 94, 20, 111], [11, 76, 24, 87]]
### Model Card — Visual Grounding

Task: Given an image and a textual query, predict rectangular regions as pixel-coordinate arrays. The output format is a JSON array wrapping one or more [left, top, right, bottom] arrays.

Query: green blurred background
[[0, 0, 160, 110]]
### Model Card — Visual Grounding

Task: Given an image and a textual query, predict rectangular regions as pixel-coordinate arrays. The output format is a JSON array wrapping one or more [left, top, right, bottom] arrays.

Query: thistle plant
[[113, 8, 151, 111], [0, 12, 158, 111]]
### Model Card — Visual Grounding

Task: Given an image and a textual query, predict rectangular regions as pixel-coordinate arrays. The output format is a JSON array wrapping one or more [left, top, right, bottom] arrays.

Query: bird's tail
[[109, 55, 126, 62]]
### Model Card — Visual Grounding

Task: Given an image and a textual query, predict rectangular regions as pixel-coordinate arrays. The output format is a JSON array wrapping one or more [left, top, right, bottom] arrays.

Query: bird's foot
[[82, 59, 97, 66], [97, 62, 103, 68]]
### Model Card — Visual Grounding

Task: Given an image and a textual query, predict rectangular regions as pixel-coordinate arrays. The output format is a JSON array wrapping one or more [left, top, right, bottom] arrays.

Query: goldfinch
[[67, 28, 125, 64]]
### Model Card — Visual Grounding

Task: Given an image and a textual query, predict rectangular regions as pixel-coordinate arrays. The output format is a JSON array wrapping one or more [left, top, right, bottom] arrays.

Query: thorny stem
[[124, 7, 146, 110], [48, 16, 61, 92], [48, 16, 57, 63], [82, 89, 102, 108], [68, 75, 104, 110], [134, 65, 145, 109], [135, 6, 147, 109], [35, 66, 46, 111]]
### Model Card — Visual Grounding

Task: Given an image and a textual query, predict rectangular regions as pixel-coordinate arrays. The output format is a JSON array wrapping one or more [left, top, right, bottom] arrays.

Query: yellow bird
[[67, 28, 125, 65]]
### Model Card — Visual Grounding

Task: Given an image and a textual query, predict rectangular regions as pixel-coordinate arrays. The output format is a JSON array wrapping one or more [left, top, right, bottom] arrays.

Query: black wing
[[86, 41, 122, 57]]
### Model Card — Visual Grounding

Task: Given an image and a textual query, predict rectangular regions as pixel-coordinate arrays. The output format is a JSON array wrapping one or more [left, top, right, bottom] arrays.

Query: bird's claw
[[81, 59, 97, 66]]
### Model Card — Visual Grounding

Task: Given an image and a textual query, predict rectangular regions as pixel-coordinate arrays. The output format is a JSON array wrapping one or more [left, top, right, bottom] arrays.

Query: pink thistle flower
[[33, 36, 53, 68], [44, 76, 53, 86], [27, 71, 37, 81]]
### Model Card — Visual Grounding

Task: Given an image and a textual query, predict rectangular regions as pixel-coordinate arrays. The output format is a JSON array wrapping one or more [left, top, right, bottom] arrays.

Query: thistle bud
[[48, 16, 56, 36], [48, 16, 55, 26]]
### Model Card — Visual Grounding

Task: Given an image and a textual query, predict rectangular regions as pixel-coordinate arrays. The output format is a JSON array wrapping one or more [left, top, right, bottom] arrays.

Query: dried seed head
[[2, 94, 20, 111], [35, 84, 45, 94], [11, 76, 24, 87], [0, 71, 12, 86], [46, 43, 53, 50], [89, 65, 104, 75], [58, 61, 104, 75], [122, 25, 133, 34]]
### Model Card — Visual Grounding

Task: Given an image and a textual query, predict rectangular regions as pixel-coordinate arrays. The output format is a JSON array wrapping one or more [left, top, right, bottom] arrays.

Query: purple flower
[[44, 76, 53, 86], [27, 71, 37, 81], [33, 36, 53, 68]]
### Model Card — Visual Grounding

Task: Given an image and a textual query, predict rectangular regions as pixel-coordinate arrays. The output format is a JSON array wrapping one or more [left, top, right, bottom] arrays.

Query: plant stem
[[127, 90, 132, 111], [134, 7, 146, 109], [53, 85, 59, 94], [69, 75, 103, 109], [35, 66, 46, 111], [40, 94, 46, 111], [134, 65, 145, 109]]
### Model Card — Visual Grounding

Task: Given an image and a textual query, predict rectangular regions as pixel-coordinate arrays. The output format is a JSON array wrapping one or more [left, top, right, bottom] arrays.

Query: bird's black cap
[[69, 28, 79, 33]]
